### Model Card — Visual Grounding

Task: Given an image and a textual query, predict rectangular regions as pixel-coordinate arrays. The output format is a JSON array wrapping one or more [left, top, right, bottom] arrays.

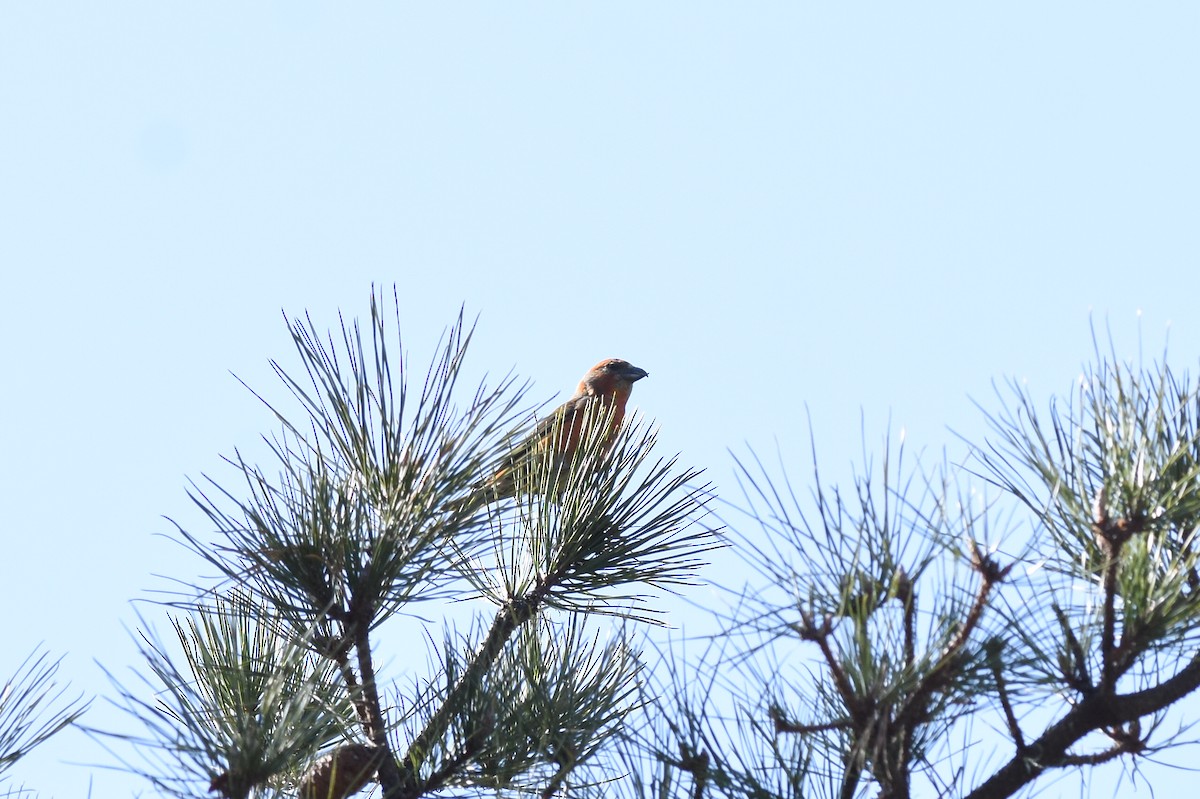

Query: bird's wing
[[503, 393, 591, 468]]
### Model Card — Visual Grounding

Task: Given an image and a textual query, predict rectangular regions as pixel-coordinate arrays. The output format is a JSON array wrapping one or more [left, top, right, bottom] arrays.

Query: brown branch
[[1111, 650, 1200, 718], [839, 759, 862, 799], [798, 611, 865, 724], [688, 749, 709, 799], [1051, 603, 1092, 694], [894, 574, 916, 799], [895, 543, 1006, 730], [417, 731, 488, 796], [1099, 541, 1121, 693], [1059, 745, 1129, 768], [1093, 513, 1145, 692], [1059, 720, 1144, 767], [330, 630, 375, 734], [989, 648, 1024, 752], [898, 568, 916, 671], [663, 747, 709, 799], [396, 588, 544, 797], [539, 745, 576, 799], [769, 705, 850, 735], [395, 523, 596, 798], [350, 608, 407, 796], [966, 651, 1200, 799]]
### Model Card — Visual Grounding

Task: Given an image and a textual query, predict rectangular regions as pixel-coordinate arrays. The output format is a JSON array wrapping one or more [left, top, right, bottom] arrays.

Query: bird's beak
[[624, 365, 649, 382]]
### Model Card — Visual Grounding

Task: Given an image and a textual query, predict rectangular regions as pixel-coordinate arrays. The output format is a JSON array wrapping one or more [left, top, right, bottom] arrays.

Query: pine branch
[[348, 610, 406, 795], [0, 648, 89, 778], [966, 650, 1200, 799], [399, 584, 547, 796]]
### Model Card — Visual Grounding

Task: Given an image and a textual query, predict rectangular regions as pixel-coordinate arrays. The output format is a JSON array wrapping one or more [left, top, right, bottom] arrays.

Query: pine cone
[[297, 744, 380, 799]]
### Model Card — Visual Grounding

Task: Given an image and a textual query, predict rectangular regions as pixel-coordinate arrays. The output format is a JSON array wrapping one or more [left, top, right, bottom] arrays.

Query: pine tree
[[101, 290, 716, 799], [620, 337, 1200, 799]]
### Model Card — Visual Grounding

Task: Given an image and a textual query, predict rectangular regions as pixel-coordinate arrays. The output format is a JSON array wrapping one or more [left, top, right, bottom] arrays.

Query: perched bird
[[467, 358, 649, 510]]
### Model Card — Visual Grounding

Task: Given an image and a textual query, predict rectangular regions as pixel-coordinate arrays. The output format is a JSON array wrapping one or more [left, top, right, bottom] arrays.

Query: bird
[[465, 358, 649, 511]]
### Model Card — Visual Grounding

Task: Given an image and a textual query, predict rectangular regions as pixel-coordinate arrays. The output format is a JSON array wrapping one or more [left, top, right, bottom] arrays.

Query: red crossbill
[[468, 358, 649, 509]]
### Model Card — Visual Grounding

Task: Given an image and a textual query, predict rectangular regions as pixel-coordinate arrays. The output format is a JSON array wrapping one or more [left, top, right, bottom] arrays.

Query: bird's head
[[579, 358, 649, 397]]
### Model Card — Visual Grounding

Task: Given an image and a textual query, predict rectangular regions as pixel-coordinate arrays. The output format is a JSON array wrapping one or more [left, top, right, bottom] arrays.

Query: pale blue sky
[[3, 3, 1200, 796]]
